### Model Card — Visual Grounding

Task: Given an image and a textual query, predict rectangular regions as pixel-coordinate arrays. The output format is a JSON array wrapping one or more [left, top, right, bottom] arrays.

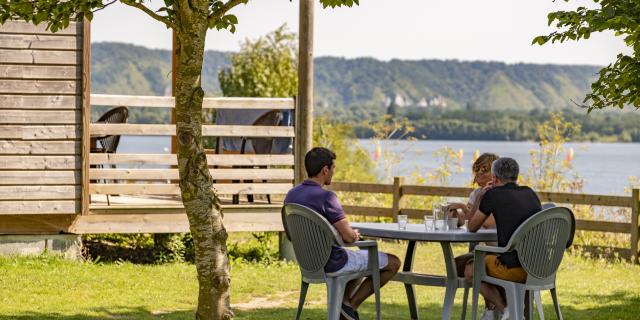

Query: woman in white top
[[449, 152, 500, 320]]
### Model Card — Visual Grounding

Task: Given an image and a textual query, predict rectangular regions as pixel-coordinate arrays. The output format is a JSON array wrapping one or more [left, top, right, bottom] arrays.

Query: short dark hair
[[491, 157, 519, 182], [305, 147, 336, 177]]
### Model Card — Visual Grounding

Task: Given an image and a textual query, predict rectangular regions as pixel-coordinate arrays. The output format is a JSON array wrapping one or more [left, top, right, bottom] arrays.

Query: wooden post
[[631, 188, 639, 263], [80, 18, 91, 215], [295, 0, 314, 185], [391, 176, 404, 222], [171, 30, 177, 155]]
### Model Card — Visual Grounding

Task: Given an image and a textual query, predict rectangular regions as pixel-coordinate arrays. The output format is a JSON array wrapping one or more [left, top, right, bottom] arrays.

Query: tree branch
[[208, 0, 248, 23], [93, 0, 118, 14], [120, 0, 177, 29]]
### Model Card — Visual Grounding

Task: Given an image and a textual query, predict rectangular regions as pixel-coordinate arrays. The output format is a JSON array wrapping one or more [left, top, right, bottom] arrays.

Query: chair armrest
[[474, 244, 508, 254], [344, 240, 377, 249]]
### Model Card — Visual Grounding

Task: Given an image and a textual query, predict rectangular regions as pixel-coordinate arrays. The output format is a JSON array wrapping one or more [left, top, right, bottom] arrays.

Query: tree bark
[[174, 3, 233, 319]]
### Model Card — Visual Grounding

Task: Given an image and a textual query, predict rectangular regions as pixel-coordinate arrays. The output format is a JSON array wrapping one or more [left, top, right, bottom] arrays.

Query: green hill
[[91, 42, 599, 111]]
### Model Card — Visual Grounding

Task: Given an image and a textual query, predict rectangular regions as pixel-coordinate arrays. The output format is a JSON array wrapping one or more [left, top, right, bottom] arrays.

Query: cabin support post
[[631, 188, 639, 263], [81, 18, 91, 215], [294, 0, 314, 185], [281, 0, 315, 261]]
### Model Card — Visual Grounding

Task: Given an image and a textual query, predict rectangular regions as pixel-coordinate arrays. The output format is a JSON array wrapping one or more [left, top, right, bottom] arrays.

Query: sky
[[91, 0, 630, 66]]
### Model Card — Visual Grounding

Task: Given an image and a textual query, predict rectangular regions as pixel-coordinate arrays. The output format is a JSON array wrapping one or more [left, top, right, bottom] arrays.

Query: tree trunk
[[174, 5, 233, 320]]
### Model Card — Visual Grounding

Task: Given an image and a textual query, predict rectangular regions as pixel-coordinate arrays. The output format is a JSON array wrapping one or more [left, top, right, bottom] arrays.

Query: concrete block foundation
[[0, 234, 82, 260]]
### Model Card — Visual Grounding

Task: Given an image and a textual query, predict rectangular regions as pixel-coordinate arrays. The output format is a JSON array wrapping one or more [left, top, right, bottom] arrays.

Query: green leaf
[[225, 14, 238, 24]]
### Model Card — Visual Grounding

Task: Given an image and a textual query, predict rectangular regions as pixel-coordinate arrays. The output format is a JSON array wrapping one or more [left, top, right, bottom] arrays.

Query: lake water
[[357, 139, 640, 196], [117, 136, 640, 195]]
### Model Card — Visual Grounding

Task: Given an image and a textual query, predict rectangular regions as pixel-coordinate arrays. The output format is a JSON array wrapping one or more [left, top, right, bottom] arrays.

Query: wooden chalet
[[0, 3, 317, 236]]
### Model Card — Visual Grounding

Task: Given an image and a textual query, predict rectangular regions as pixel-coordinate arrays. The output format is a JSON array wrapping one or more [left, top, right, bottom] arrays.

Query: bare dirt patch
[[232, 290, 325, 310]]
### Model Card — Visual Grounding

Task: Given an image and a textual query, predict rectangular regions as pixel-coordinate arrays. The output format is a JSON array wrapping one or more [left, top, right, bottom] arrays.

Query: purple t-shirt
[[284, 180, 348, 273]]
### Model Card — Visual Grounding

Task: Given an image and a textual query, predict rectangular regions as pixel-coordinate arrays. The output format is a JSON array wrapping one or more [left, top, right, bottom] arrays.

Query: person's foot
[[499, 309, 510, 320], [480, 309, 496, 320], [341, 303, 359, 320]]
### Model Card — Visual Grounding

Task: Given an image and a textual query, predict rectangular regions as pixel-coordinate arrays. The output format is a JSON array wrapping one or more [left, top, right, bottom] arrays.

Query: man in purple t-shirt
[[285, 147, 400, 320]]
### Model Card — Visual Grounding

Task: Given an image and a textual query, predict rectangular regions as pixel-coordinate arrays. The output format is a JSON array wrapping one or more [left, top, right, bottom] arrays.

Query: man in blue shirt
[[285, 147, 401, 320]]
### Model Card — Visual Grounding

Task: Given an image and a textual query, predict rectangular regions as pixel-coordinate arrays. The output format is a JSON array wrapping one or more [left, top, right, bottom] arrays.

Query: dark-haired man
[[285, 147, 401, 320], [464, 157, 542, 320]]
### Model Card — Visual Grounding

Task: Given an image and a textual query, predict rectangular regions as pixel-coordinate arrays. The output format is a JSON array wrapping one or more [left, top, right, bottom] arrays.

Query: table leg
[[403, 240, 419, 320], [440, 242, 458, 320]]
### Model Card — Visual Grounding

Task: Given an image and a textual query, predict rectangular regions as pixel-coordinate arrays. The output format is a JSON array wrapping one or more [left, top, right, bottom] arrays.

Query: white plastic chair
[[282, 203, 382, 320], [471, 206, 575, 320]]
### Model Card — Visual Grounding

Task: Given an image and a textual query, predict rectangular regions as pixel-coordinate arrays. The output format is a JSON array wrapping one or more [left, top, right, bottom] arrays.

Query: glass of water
[[433, 206, 446, 231], [424, 215, 435, 232], [397, 214, 408, 230]]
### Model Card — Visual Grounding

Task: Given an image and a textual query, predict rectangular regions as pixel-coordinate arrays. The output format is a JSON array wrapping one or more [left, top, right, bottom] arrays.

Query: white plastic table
[[351, 222, 498, 320]]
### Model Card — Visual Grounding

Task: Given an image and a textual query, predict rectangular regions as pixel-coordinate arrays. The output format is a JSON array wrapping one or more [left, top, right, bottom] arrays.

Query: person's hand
[[479, 182, 494, 197], [353, 228, 361, 241], [446, 202, 465, 210], [447, 207, 459, 218]]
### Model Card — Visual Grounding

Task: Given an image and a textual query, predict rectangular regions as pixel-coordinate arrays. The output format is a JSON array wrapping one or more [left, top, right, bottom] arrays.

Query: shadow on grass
[[235, 291, 640, 319], [0, 306, 194, 320], [1, 291, 638, 320]]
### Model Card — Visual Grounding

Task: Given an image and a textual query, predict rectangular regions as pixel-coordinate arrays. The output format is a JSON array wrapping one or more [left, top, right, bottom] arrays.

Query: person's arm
[[325, 192, 359, 243], [467, 185, 493, 232], [446, 202, 467, 227], [468, 210, 489, 232], [333, 218, 360, 243]]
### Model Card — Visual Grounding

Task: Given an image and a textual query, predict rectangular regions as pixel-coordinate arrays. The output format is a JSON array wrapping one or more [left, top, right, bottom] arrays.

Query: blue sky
[[91, 0, 629, 66]]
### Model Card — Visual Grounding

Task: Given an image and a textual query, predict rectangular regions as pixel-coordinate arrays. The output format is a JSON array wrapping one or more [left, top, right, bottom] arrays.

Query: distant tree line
[[351, 108, 640, 142]]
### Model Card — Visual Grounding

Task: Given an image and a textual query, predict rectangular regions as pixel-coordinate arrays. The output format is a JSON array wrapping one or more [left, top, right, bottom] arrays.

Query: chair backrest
[[243, 110, 283, 154], [505, 206, 575, 280], [281, 203, 344, 274], [541, 202, 556, 210], [96, 106, 129, 152]]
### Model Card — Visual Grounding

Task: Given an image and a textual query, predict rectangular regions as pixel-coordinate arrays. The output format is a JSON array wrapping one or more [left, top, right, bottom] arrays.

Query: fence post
[[631, 188, 639, 264], [392, 176, 404, 222]]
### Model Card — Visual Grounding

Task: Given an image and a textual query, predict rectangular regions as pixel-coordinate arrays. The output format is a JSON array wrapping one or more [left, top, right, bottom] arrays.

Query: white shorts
[[326, 249, 389, 276]]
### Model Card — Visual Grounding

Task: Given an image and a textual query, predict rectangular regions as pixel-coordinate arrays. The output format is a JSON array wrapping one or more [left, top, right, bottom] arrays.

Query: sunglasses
[[474, 166, 490, 175]]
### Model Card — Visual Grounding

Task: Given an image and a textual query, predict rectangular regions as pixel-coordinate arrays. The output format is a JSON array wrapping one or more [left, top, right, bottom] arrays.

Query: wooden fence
[[329, 177, 640, 262]]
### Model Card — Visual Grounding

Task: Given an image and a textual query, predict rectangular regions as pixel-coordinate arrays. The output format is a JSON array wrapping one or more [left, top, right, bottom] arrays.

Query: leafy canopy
[[0, 0, 359, 33], [533, 0, 640, 111], [219, 25, 298, 98]]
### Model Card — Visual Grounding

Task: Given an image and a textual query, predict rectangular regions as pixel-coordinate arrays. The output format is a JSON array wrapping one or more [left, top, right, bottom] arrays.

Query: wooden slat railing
[[87, 94, 296, 205], [330, 177, 640, 262], [90, 94, 295, 109], [90, 123, 294, 137], [89, 154, 294, 166]]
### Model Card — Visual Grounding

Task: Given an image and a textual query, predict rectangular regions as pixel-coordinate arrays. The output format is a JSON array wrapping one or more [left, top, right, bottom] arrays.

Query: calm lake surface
[[118, 136, 640, 196]]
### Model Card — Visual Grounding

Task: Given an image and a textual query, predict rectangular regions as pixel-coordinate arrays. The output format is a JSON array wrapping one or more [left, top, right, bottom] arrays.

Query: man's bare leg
[[344, 278, 364, 303], [464, 262, 507, 312], [346, 254, 401, 310]]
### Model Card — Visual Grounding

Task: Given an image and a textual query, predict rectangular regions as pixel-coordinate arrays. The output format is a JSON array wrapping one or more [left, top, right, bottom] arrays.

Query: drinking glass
[[447, 218, 459, 230], [433, 206, 446, 231], [397, 214, 408, 230], [424, 215, 435, 232]]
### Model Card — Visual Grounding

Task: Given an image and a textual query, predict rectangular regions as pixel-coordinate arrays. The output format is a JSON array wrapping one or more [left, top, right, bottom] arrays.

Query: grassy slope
[[91, 42, 599, 111], [1, 242, 638, 319]]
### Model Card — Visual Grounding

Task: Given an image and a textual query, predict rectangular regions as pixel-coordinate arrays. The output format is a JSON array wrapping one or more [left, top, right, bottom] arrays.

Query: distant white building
[[387, 93, 447, 108]]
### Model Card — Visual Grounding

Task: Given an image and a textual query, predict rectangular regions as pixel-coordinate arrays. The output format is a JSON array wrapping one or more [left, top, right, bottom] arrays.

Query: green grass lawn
[[1, 241, 639, 319]]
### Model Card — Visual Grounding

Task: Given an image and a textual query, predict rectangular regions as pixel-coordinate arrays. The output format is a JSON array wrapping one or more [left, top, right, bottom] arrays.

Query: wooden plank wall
[[0, 21, 84, 231]]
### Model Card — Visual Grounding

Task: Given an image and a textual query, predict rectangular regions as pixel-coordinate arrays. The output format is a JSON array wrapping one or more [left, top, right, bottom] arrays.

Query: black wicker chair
[[92, 106, 129, 205], [234, 109, 284, 204]]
